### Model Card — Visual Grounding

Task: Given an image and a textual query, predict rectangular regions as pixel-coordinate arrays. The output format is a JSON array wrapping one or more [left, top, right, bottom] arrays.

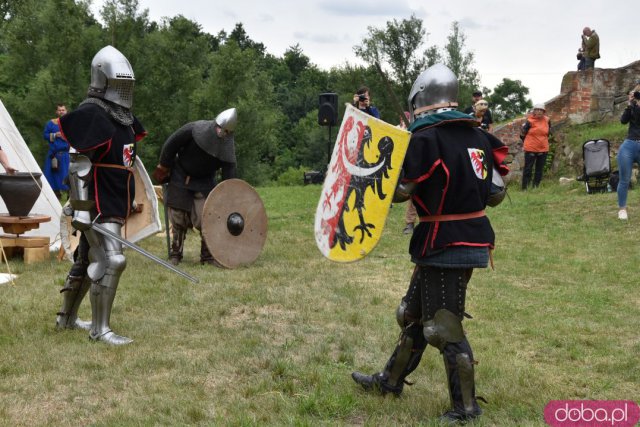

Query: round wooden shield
[[201, 179, 267, 268]]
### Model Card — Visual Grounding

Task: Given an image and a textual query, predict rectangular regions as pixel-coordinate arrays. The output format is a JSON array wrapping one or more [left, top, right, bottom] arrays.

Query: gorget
[[192, 120, 236, 163], [80, 97, 134, 126]]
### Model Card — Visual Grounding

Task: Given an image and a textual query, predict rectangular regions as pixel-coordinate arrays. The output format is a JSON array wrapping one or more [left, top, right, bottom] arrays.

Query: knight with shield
[[152, 109, 237, 266], [350, 64, 509, 423]]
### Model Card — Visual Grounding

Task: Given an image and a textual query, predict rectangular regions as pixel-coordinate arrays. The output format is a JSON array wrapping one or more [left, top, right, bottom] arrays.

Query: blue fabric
[[42, 119, 70, 191], [413, 245, 489, 268], [616, 139, 640, 207]]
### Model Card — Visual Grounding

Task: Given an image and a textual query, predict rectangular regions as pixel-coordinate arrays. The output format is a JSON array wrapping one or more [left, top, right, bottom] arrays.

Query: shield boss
[[202, 179, 267, 268]]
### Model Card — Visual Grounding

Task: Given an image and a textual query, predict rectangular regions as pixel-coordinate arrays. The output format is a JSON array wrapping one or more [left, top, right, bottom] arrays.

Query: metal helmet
[[88, 45, 135, 109], [215, 108, 238, 134], [408, 63, 458, 119]]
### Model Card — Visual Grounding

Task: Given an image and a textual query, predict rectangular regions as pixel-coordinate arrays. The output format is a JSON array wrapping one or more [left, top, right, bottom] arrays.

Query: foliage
[[440, 21, 480, 109], [0, 0, 532, 186], [0, 185, 638, 425], [275, 165, 309, 186], [486, 78, 533, 121], [353, 14, 432, 97]]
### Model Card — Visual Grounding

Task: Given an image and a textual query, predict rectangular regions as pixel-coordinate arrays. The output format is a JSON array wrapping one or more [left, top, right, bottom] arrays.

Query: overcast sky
[[92, 0, 638, 106]]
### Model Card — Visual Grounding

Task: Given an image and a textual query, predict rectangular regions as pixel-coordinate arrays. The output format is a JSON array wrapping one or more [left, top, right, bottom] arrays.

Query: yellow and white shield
[[314, 104, 410, 262]]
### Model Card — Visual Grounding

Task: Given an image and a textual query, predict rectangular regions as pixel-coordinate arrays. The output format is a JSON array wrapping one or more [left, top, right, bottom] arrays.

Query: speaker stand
[[326, 125, 333, 167]]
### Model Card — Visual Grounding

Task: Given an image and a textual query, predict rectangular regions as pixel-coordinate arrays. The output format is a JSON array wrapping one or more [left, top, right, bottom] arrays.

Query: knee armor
[[423, 308, 465, 351]]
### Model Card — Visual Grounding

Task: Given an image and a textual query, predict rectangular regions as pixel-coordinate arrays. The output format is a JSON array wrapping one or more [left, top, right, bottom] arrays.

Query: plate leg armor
[[352, 271, 427, 396], [56, 277, 91, 330], [86, 223, 132, 345], [67, 154, 94, 230], [56, 227, 91, 330]]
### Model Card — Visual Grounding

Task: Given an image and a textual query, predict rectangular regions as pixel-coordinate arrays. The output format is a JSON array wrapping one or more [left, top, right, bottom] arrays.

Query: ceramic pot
[[0, 172, 43, 216]]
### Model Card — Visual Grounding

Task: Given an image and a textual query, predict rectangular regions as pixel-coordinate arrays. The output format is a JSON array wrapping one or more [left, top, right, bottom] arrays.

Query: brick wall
[[493, 59, 640, 182]]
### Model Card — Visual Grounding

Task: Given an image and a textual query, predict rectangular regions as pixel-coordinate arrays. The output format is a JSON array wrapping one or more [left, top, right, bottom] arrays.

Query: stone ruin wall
[[493, 60, 640, 183]]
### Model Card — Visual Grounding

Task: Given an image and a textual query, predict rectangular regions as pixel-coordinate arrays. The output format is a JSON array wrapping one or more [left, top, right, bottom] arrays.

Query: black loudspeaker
[[318, 93, 338, 126]]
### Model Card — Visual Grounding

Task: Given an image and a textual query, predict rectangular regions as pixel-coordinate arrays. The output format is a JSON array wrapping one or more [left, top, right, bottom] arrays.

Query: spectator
[[615, 89, 640, 220], [42, 104, 70, 198], [464, 91, 493, 131], [581, 27, 600, 69], [352, 86, 380, 118], [473, 99, 493, 132], [520, 104, 551, 189]]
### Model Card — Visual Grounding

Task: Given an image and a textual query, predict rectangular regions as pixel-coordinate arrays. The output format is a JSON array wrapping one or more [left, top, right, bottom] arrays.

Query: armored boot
[[169, 226, 186, 265], [55, 275, 91, 330], [89, 282, 132, 345], [352, 323, 426, 396], [438, 339, 482, 424]]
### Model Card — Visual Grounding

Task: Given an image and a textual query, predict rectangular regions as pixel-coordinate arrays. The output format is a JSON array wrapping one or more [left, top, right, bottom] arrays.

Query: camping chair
[[578, 139, 611, 194]]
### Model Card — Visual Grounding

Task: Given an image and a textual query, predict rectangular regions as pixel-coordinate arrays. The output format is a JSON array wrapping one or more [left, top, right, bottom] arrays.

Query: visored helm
[[408, 63, 458, 120], [88, 45, 135, 109], [215, 108, 238, 134]]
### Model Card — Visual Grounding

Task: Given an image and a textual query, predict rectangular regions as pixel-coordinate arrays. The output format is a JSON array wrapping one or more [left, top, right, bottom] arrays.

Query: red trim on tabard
[[405, 159, 442, 184], [134, 130, 148, 142], [426, 162, 450, 254], [73, 139, 111, 153], [446, 242, 494, 249]]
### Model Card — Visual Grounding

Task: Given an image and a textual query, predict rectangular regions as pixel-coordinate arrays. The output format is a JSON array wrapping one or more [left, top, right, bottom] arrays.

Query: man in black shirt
[[152, 109, 237, 265], [464, 91, 493, 131]]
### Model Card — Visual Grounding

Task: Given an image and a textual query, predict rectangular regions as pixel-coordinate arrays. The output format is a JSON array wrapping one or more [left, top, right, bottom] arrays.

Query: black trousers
[[522, 151, 548, 189]]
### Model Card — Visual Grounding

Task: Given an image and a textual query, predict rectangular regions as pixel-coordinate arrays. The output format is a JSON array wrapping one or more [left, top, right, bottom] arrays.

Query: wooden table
[[0, 214, 51, 264]]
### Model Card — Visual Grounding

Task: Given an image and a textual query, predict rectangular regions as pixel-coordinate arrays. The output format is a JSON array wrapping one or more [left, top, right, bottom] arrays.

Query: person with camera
[[352, 86, 380, 119], [581, 27, 600, 69], [615, 89, 640, 220], [464, 91, 493, 131], [42, 103, 70, 198]]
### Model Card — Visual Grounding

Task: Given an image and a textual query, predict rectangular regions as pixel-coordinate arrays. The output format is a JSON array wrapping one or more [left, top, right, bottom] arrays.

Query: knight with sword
[[54, 45, 152, 345]]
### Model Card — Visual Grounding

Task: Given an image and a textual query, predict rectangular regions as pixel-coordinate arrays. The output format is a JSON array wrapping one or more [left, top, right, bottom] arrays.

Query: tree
[[132, 15, 214, 167], [354, 14, 433, 97], [441, 21, 480, 110], [486, 78, 533, 121], [0, 0, 103, 163]]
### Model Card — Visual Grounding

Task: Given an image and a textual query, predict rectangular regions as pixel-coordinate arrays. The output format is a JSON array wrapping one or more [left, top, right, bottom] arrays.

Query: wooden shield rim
[[201, 179, 267, 268]]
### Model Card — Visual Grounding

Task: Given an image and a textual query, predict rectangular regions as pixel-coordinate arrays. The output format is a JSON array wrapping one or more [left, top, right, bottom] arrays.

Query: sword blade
[[92, 223, 199, 284]]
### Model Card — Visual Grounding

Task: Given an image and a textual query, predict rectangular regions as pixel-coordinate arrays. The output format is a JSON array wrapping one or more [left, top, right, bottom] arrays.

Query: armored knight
[[152, 109, 237, 266], [351, 64, 509, 424], [54, 45, 146, 345]]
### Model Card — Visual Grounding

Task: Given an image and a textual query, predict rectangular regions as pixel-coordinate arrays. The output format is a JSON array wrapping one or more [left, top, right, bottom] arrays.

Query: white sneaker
[[618, 209, 628, 220]]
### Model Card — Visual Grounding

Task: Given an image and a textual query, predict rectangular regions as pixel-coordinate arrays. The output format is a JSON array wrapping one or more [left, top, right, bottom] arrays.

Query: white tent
[[0, 99, 63, 251]]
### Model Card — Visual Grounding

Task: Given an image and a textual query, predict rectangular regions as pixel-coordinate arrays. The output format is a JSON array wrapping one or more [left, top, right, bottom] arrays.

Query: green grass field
[[1, 181, 638, 426]]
